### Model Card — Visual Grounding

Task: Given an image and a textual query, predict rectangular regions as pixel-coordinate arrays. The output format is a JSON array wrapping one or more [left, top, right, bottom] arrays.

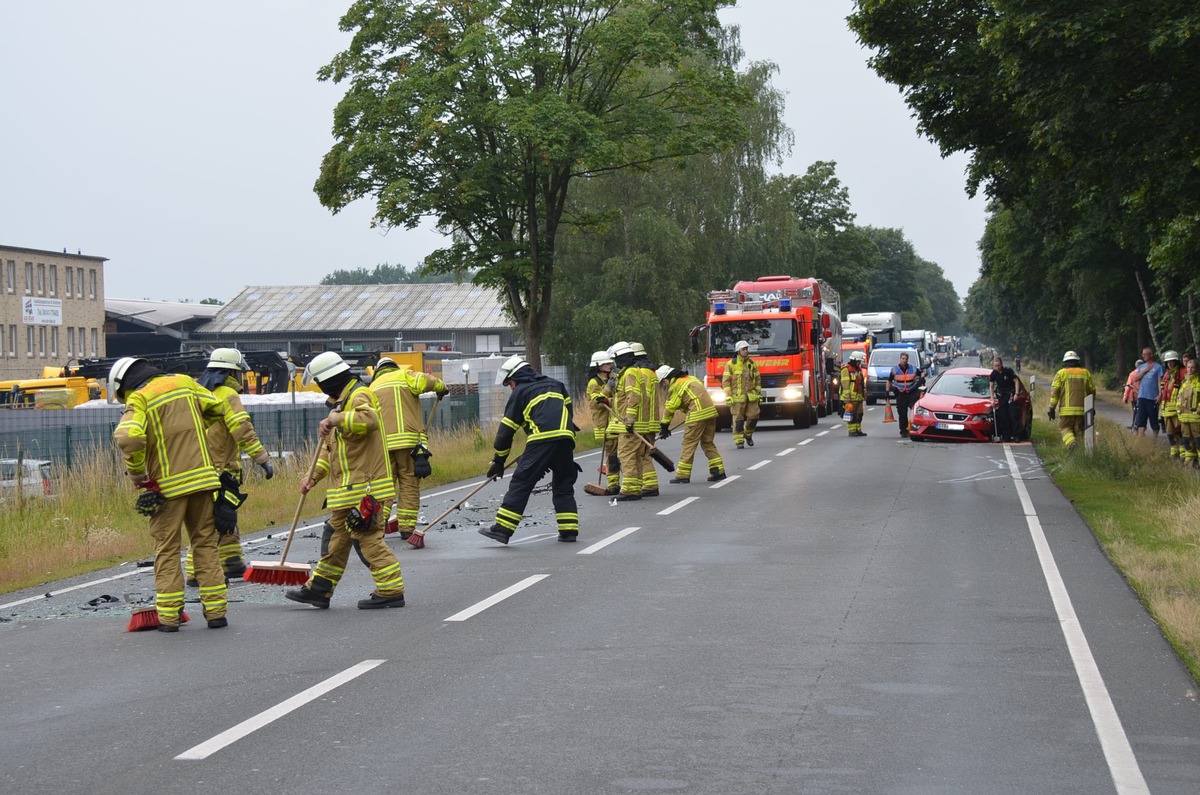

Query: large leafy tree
[[315, 0, 749, 366]]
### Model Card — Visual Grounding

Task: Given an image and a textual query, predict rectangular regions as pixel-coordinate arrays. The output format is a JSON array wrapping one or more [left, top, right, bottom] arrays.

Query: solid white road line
[[579, 527, 641, 555], [1002, 446, 1149, 794], [748, 460, 771, 470], [444, 574, 550, 622], [657, 496, 699, 515], [709, 475, 738, 489], [175, 659, 386, 761], [776, 447, 796, 457], [0, 569, 146, 611]]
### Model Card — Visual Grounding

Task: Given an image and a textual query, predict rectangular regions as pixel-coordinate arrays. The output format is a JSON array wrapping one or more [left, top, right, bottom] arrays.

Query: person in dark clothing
[[886, 351, 924, 437], [480, 356, 581, 544], [988, 357, 1020, 442]]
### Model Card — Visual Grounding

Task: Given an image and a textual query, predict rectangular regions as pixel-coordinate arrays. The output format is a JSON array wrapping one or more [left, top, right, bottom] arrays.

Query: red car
[[908, 367, 1032, 442]]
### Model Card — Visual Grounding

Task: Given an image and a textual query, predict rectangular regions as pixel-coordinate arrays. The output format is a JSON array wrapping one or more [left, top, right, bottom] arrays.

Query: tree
[[198, 297, 224, 305], [319, 263, 458, 285], [315, 0, 750, 367]]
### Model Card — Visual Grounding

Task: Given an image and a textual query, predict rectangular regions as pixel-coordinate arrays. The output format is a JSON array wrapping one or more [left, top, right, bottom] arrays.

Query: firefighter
[[840, 350, 867, 437], [184, 348, 275, 586], [610, 341, 646, 501], [586, 350, 621, 495], [287, 352, 405, 609], [1176, 355, 1199, 468], [723, 340, 762, 448], [1048, 350, 1096, 452], [369, 357, 447, 539], [630, 342, 662, 496], [480, 356, 580, 543], [886, 350, 923, 437], [111, 357, 236, 631], [658, 365, 726, 483], [1158, 351, 1184, 460]]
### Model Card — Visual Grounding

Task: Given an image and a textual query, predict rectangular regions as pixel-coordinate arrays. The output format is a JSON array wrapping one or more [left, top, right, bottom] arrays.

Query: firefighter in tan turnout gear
[[658, 365, 726, 484], [111, 357, 238, 631], [185, 348, 274, 586], [369, 357, 447, 539], [611, 342, 647, 501], [586, 350, 621, 495], [1048, 350, 1096, 452], [840, 351, 867, 437], [631, 342, 662, 496], [287, 352, 406, 609], [723, 340, 762, 448]]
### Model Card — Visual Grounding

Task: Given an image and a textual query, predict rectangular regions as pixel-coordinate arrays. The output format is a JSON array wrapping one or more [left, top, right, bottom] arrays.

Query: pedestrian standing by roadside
[[1130, 348, 1164, 438], [586, 350, 621, 495], [723, 340, 762, 448], [658, 366, 726, 483], [886, 351, 923, 437], [1122, 358, 1143, 430], [111, 357, 236, 631], [988, 357, 1020, 442], [1048, 350, 1096, 452]]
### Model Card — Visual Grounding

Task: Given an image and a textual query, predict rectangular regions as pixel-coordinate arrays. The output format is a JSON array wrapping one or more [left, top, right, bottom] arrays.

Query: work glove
[[593, 394, 611, 407], [435, 386, 449, 398], [625, 423, 635, 435], [659, 423, 671, 440], [412, 445, 432, 479], [259, 459, 275, 480], [606, 377, 617, 389], [486, 455, 506, 480], [1047, 407, 1056, 421]]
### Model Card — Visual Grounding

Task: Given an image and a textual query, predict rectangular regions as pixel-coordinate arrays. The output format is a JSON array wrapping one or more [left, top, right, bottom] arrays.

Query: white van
[[0, 458, 54, 499]]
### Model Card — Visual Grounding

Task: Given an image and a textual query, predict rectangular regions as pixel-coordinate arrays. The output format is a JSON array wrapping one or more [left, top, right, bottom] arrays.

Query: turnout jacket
[[840, 364, 864, 402], [635, 362, 662, 434], [313, 381, 395, 510], [1049, 366, 1096, 417], [370, 366, 445, 450], [722, 356, 762, 403], [663, 375, 718, 425], [615, 365, 642, 430], [494, 371, 577, 457], [586, 372, 617, 441], [1177, 374, 1200, 423], [1159, 365, 1184, 417], [206, 376, 269, 475], [114, 374, 230, 499]]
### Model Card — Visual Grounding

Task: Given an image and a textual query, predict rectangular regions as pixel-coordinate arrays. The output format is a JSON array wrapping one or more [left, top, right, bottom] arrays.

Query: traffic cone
[[883, 398, 897, 423]]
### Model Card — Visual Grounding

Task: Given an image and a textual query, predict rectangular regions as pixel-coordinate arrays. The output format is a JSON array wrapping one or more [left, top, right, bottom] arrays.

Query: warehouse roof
[[199, 284, 511, 335], [107, 298, 221, 328]]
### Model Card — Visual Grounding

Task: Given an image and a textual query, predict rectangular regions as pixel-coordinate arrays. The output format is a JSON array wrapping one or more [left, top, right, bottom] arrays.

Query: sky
[[0, 2, 987, 305]]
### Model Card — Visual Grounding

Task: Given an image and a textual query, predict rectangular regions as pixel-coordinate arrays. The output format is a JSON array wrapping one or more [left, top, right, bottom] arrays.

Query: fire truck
[[690, 276, 840, 430]]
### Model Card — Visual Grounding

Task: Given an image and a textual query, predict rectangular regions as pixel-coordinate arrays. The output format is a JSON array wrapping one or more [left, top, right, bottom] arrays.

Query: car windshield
[[709, 319, 799, 356], [929, 374, 993, 398], [868, 349, 917, 369]]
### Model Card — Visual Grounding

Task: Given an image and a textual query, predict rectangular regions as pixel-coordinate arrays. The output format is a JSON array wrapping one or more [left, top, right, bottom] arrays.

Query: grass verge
[[0, 410, 601, 595]]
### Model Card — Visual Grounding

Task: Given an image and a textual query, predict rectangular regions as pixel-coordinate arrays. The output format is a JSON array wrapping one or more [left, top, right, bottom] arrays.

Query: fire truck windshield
[[709, 319, 799, 356]]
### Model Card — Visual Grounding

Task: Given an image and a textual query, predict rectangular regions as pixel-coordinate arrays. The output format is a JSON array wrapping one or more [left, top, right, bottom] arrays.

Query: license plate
[[936, 422, 965, 431]]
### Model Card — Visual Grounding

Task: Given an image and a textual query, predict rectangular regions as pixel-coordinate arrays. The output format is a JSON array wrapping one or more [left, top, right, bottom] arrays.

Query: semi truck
[[690, 275, 840, 430], [846, 311, 902, 344]]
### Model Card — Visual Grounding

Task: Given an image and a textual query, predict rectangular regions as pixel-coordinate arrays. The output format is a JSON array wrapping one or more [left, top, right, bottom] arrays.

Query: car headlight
[[914, 406, 930, 417], [782, 386, 803, 400], [709, 389, 726, 405], [970, 413, 992, 422]]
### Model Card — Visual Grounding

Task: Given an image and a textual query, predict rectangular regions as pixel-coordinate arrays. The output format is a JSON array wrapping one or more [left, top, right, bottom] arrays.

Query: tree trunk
[[1115, 332, 1127, 379], [1189, 293, 1198, 358], [1134, 269, 1161, 351]]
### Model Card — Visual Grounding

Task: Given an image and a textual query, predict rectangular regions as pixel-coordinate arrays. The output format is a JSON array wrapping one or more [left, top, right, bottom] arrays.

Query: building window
[[49, 265, 57, 296], [50, 327, 58, 357], [89, 269, 97, 299], [5, 261, 13, 293], [91, 328, 98, 356], [67, 327, 74, 356], [79, 327, 86, 356], [25, 262, 33, 294], [36, 263, 45, 295], [65, 267, 74, 298], [475, 333, 501, 353], [0, 325, 4, 357], [38, 326, 46, 357], [8, 325, 16, 356], [76, 274, 83, 299], [26, 327, 34, 357]]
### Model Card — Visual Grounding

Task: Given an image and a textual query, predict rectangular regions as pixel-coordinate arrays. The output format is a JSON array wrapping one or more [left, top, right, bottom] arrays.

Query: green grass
[[0, 410, 602, 594]]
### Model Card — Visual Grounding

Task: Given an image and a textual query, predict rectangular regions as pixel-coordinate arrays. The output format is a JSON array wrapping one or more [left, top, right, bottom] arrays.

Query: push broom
[[601, 404, 676, 472], [407, 454, 519, 549], [126, 607, 190, 632], [243, 443, 321, 586]]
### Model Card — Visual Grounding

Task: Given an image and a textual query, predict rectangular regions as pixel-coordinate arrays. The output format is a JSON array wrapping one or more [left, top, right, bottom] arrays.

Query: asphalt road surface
[[3, 364, 1198, 794]]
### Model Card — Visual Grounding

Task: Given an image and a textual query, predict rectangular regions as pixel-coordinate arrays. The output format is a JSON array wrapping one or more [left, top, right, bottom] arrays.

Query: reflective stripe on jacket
[[313, 381, 395, 509], [839, 364, 864, 401], [635, 365, 662, 434], [663, 375, 717, 424], [207, 378, 268, 475], [114, 374, 227, 499], [1049, 366, 1096, 417], [615, 366, 641, 428], [370, 367, 444, 449]]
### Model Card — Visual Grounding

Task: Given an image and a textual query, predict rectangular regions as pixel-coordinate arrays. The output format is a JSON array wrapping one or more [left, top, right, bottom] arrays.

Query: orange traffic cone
[[883, 398, 897, 423]]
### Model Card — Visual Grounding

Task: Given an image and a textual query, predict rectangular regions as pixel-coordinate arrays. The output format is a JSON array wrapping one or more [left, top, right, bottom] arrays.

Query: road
[[2, 362, 1198, 794]]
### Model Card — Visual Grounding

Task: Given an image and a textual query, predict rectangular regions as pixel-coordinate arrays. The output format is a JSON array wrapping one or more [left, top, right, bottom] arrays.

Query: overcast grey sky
[[0, 2, 986, 304]]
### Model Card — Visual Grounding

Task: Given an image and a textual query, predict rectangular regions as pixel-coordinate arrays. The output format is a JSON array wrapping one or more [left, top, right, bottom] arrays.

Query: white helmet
[[303, 351, 350, 386], [1062, 350, 1081, 363], [735, 340, 750, 352], [1163, 350, 1180, 364], [496, 354, 531, 384], [850, 350, 865, 363], [610, 341, 635, 359], [208, 347, 248, 371], [629, 342, 647, 357], [590, 350, 614, 368], [655, 364, 675, 383], [108, 356, 145, 402]]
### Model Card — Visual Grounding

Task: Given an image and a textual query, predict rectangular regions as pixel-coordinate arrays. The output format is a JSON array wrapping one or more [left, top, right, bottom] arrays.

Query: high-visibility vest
[[889, 364, 920, 393]]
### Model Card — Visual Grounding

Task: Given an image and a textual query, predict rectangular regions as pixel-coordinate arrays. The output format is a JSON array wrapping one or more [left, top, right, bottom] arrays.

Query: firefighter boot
[[223, 557, 247, 580], [707, 468, 726, 482], [357, 592, 406, 609], [285, 587, 331, 609], [478, 524, 513, 544]]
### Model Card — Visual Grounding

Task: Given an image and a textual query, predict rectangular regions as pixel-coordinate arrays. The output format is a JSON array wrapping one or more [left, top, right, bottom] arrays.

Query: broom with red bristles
[[126, 607, 190, 632], [243, 443, 322, 586], [406, 454, 520, 549]]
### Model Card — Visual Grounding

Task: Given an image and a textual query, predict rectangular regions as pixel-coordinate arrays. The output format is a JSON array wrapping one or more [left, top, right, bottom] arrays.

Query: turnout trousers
[[494, 438, 580, 535], [308, 509, 405, 600], [617, 432, 646, 495], [152, 490, 226, 626], [675, 418, 723, 480], [731, 400, 760, 445], [388, 448, 420, 533]]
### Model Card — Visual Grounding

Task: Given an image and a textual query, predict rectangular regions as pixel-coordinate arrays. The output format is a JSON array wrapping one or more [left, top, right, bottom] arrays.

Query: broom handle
[[279, 442, 323, 565], [415, 454, 520, 536], [601, 403, 665, 454]]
